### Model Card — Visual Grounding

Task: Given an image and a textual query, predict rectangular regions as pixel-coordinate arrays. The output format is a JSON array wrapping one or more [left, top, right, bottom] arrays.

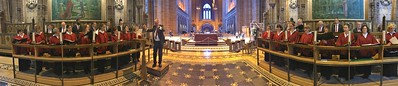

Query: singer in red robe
[[298, 25, 314, 76], [95, 25, 109, 73], [78, 25, 92, 74], [287, 22, 300, 70], [354, 25, 378, 79], [13, 30, 31, 72], [383, 24, 398, 77], [336, 24, 356, 80], [63, 26, 77, 74], [271, 25, 285, 67], [49, 28, 63, 75], [32, 30, 46, 74], [317, 27, 337, 80], [262, 25, 273, 62], [131, 27, 141, 63]]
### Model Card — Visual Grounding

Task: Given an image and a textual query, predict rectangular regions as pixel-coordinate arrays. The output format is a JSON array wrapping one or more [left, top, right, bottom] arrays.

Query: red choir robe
[[335, 33, 355, 58], [272, 31, 285, 51], [95, 31, 109, 54], [336, 33, 355, 46], [355, 33, 378, 58], [78, 33, 91, 56], [49, 34, 62, 56], [299, 32, 314, 56], [288, 30, 300, 43], [262, 31, 274, 40], [63, 32, 77, 44], [33, 32, 46, 54], [13, 34, 31, 55], [386, 32, 398, 44], [131, 32, 137, 40]]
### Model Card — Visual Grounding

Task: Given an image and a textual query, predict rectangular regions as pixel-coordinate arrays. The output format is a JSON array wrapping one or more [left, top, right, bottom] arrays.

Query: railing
[[256, 37, 398, 86], [12, 39, 149, 86]]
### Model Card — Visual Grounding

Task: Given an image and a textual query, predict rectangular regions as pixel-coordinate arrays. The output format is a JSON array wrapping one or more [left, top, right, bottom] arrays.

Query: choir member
[[63, 25, 77, 74], [32, 26, 46, 74], [117, 21, 125, 31], [272, 25, 285, 67], [13, 30, 31, 72], [335, 24, 355, 80], [79, 24, 92, 74], [110, 28, 123, 69], [287, 22, 300, 70], [296, 19, 304, 32], [131, 26, 141, 63], [354, 25, 379, 79], [72, 18, 83, 35], [318, 27, 337, 80], [317, 21, 325, 33], [106, 21, 113, 32], [353, 22, 362, 33], [59, 22, 68, 33], [331, 18, 343, 33], [95, 24, 109, 73], [383, 24, 398, 77], [298, 25, 314, 76], [299, 25, 314, 56], [49, 28, 63, 75], [262, 25, 273, 61]]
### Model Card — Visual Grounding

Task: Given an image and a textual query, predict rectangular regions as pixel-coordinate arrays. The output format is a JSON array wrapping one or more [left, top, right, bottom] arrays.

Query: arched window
[[203, 3, 212, 20]]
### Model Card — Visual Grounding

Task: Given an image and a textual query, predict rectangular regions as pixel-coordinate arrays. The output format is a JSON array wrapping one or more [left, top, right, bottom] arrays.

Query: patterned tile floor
[[153, 60, 269, 86]]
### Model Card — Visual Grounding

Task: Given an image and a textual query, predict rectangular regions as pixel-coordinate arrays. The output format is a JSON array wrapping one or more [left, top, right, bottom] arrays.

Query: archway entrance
[[201, 23, 214, 33]]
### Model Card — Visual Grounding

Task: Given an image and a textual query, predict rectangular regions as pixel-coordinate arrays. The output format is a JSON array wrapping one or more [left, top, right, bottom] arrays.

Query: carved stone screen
[[312, 0, 364, 19]]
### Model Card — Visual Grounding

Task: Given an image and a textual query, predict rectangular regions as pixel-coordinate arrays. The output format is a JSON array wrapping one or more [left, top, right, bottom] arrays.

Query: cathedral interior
[[1, 0, 398, 86]]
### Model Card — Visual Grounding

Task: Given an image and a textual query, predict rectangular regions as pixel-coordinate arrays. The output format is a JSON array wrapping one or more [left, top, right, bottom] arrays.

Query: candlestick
[[382, 30, 386, 44], [59, 33, 63, 44]]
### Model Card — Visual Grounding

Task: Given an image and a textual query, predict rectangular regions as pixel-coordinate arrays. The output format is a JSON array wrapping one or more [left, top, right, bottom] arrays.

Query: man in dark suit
[[317, 21, 325, 33], [117, 21, 125, 31], [353, 22, 362, 33], [296, 19, 304, 32], [331, 18, 343, 32], [59, 22, 68, 34], [147, 19, 165, 67], [72, 19, 83, 34]]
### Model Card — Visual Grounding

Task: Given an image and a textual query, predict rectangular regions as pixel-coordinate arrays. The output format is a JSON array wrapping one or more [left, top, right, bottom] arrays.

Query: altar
[[193, 34, 218, 46]]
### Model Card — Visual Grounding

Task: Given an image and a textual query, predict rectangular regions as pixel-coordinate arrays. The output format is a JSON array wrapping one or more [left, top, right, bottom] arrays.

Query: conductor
[[147, 19, 165, 67]]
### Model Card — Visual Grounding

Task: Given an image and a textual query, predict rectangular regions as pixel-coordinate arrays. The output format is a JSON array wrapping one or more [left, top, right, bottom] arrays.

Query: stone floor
[[0, 50, 278, 86], [150, 60, 268, 86]]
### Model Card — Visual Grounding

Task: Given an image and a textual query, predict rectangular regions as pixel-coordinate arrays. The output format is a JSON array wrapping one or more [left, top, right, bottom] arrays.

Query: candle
[[348, 31, 351, 43], [59, 33, 63, 44], [267, 31, 271, 39], [285, 30, 288, 41], [314, 31, 317, 42], [32, 32, 36, 43], [117, 31, 120, 41], [382, 30, 386, 44], [92, 31, 96, 42], [44, 25, 47, 33]]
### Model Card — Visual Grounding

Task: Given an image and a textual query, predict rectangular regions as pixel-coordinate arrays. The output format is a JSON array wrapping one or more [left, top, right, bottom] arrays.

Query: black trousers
[[153, 41, 163, 65], [35, 52, 44, 74]]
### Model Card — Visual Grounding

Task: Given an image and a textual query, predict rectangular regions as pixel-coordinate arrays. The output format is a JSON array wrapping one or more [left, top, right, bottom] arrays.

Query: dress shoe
[[152, 64, 156, 67], [158, 64, 162, 67]]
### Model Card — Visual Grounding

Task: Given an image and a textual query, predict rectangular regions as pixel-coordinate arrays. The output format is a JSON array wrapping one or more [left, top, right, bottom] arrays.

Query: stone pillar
[[287, 0, 298, 21]]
